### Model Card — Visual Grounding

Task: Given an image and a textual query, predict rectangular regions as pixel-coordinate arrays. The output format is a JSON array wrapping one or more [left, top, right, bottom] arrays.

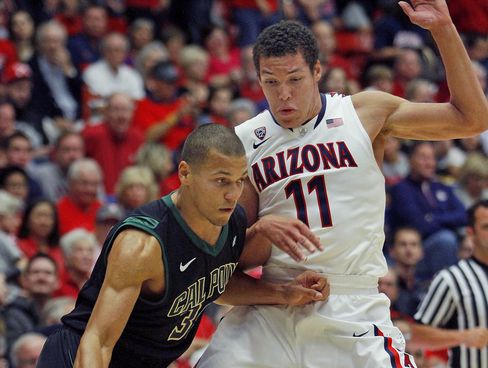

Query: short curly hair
[[253, 20, 319, 77]]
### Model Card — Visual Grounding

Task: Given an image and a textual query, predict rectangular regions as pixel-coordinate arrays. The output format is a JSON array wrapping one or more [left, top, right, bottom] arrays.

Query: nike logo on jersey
[[179, 257, 196, 272], [232, 236, 237, 247], [253, 137, 271, 149], [353, 330, 369, 337]]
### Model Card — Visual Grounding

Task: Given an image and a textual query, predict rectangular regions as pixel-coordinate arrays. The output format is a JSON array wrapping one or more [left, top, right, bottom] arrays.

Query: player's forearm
[[410, 323, 467, 350], [240, 223, 272, 269], [74, 334, 113, 368], [216, 270, 289, 306], [145, 113, 180, 142], [432, 24, 488, 132]]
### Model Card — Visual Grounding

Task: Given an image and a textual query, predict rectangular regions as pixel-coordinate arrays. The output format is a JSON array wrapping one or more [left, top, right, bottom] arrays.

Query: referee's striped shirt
[[414, 258, 488, 368]]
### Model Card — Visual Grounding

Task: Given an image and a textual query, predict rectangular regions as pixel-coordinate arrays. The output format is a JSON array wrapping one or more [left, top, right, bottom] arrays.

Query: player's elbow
[[464, 100, 488, 134]]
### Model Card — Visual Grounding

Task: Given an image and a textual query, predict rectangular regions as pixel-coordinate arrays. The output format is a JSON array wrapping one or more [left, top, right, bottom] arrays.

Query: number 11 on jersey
[[285, 175, 332, 228]]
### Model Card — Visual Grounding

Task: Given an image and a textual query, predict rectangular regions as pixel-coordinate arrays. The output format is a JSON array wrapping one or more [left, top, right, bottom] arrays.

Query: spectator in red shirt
[[197, 86, 234, 127], [311, 20, 356, 79], [17, 199, 63, 275], [83, 93, 144, 196], [392, 48, 423, 98], [56, 158, 103, 236], [133, 61, 198, 151], [238, 47, 266, 109], [55, 228, 97, 299], [203, 25, 242, 88]]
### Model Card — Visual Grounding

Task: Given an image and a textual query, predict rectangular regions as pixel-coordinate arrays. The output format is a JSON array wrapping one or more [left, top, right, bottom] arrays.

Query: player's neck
[[171, 190, 222, 245]]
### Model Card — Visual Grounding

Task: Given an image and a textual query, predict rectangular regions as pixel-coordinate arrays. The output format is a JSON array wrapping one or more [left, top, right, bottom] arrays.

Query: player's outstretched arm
[[353, 0, 488, 142], [216, 270, 329, 306], [73, 230, 163, 368], [407, 323, 488, 350]]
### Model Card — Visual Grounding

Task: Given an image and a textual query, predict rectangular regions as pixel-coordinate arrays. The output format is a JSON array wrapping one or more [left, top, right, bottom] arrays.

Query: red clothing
[[229, 0, 278, 12], [448, 0, 488, 34], [126, 0, 159, 7], [57, 196, 102, 235], [239, 80, 265, 105], [159, 172, 180, 196], [392, 79, 406, 98], [53, 271, 81, 299], [133, 98, 195, 150], [206, 48, 241, 82], [0, 39, 18, 75], [82, 123, 144, 194], [328, 54, 357, 80], [17, 237, 65, 276], [54, 14, 83, 36]]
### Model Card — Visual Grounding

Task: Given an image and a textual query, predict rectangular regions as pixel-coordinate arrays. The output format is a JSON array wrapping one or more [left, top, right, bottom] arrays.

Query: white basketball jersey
[[235, 93, 388, 280]]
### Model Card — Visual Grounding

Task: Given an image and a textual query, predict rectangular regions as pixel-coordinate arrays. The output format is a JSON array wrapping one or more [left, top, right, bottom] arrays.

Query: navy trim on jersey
[[313, 93, 327, 129], [162, 194, 228, 257], [268, 93, 327, 129]]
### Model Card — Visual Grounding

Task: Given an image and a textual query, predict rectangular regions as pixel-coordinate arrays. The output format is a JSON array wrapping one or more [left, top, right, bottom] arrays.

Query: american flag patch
[[326, 118, 343, 128]]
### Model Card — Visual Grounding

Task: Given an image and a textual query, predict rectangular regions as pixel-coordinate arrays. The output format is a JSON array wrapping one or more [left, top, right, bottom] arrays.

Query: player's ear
[[313, 60, 321, 82], [178, 161, 191, 185]]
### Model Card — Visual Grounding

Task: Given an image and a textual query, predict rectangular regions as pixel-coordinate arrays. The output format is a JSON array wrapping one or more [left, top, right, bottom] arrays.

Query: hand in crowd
[[51, 47, 75, 75], [283, 270, 330, 306], [255, 215, 323, 262]]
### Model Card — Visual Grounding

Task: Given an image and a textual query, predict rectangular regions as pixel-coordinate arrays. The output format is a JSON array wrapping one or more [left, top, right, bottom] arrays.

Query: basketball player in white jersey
[[198, 1, 488, 367]]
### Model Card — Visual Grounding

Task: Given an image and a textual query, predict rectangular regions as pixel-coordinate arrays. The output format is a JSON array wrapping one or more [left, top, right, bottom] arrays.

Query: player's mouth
[[278, 107, 296, 115], [219, 207, 234, 213]]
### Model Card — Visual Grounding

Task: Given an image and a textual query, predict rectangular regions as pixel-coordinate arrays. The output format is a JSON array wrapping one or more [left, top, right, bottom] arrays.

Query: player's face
[[188, 149, 248, 227], [259, 53, 322, 129]]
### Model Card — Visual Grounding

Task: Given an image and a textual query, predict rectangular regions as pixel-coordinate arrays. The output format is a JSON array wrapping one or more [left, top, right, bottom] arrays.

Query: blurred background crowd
[[0, 0, 487, 367]]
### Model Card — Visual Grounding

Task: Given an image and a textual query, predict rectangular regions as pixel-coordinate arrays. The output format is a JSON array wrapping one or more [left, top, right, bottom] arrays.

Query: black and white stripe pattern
[[415, 258, 488, 368]]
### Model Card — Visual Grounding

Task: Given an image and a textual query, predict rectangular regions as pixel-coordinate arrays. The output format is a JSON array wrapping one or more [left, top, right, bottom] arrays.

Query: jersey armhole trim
[[103, 218, 171, 306]]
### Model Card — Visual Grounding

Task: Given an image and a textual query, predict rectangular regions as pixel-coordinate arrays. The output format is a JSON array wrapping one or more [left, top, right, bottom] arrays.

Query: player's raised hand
[[255, 215, 323, 262], [398, 0, 452, 31], [283, 271, 329, 306]]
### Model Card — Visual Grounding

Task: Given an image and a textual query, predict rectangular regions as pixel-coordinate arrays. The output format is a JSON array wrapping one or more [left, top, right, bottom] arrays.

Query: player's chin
[[213, 210, 234, 225]]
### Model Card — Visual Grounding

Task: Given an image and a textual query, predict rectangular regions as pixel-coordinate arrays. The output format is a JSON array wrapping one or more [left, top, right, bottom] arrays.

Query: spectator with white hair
[[9, 332, 46, 368], [115, 166, 158, 214], [134, 41, 168, 79], [0, 190, 25, 301], [227, 98, 257, 128], [128, 18, 155, 64], [56, 158, 103, 236], [27, 20, 81, 132], [179, 45, 210, 107], [82, 32, 144, 101], [40, 296, 75, 328], [55, 229, 97, 299]]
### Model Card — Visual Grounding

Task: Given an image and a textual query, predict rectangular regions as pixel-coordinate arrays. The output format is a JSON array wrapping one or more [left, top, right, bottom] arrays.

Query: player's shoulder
[[235, 110, 273, 136]]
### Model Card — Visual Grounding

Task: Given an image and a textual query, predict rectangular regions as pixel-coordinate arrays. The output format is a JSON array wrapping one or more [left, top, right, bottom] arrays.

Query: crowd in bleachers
[[0, 0, 487, 367]]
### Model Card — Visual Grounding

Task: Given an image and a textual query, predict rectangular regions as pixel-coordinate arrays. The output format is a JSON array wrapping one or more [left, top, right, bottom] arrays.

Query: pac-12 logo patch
[[254, 127, 267, 140]]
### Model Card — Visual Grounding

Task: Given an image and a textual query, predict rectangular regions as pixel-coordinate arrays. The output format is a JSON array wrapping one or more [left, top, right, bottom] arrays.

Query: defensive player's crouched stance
[[36, 124, 329, 368]]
